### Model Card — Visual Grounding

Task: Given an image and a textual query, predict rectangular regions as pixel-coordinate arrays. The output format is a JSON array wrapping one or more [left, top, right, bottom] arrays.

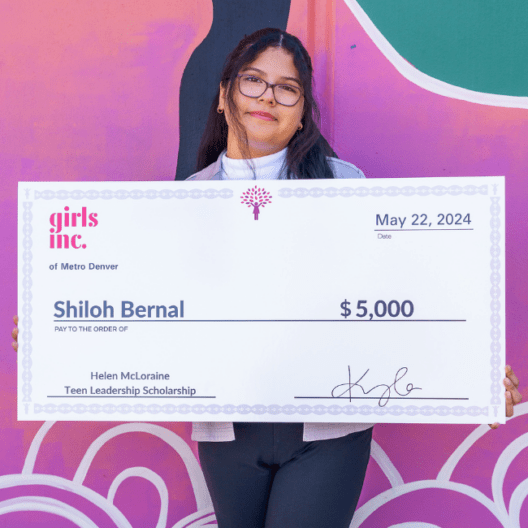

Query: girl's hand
[[12, 315, 18, 354], [489, 365, 522, 429]]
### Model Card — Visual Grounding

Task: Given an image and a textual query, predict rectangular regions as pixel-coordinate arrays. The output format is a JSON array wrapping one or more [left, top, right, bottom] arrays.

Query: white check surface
[[18, 177, 505, 423]]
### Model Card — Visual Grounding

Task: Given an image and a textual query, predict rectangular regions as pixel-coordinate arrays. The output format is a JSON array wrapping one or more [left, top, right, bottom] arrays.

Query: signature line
[[294, 396, 469, 400], [374, 228, 474, 231]]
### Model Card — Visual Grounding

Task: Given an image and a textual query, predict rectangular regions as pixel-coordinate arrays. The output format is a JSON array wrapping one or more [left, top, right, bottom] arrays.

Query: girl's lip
[[250, 112, 275, 121]]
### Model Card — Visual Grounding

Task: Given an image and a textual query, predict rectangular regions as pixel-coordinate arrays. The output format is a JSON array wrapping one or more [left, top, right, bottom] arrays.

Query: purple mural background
[[1, 0, 527, 526]]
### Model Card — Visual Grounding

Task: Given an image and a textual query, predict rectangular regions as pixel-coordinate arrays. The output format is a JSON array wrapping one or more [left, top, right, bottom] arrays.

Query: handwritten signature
[[331, 366, 422, 407]]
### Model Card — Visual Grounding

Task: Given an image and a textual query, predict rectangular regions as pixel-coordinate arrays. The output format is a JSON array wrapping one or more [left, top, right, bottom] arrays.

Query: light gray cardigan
[[187, 153, 375, 441], [187, 153, 365, 181]]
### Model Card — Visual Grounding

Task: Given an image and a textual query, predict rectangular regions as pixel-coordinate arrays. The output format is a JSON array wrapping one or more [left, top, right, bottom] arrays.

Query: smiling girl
[[185, 28, 374, 528]]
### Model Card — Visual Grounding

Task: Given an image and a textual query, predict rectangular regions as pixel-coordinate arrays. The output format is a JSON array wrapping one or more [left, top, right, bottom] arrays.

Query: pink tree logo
[[241, 186, 272, 220]]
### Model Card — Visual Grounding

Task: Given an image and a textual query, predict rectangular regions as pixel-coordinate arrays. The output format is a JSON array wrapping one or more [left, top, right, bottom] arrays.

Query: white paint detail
[[344, 0, 528, 109], [388, 522, 442, 528], [171, 508, 216, 528], [22, 421, 56, 474], [8, 403, 528, 527], [352, 404, 528, 527], [73, 422, 212, 510], [491, 433, 528, 519], [0, 496, 98, 528], [509, 478, 528, 528], [350, 480, 509, 527], [437, 424, 490, 481], [371, 440, 404, 487], [193, 514, 218, 527], [0, 475, 133, 527], [108, 467, 169, 528], [439, 403, 528, 482]]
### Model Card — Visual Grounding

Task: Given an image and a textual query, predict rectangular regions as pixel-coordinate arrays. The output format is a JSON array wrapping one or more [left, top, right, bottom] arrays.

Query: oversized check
[[18, 177, 505, 424]]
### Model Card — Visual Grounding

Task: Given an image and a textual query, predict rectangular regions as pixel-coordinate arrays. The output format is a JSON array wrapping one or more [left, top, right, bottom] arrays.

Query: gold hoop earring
[[297, 123, 303, 131], [217, 108, 224, 114]]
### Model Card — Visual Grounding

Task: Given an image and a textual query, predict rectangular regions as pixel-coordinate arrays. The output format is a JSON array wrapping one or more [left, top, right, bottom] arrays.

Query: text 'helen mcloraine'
[[91, 372, 170, 380]]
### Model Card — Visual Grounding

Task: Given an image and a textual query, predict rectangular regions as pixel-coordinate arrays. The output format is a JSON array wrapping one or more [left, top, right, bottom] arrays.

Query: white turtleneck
[[220, 148, 288, 180]]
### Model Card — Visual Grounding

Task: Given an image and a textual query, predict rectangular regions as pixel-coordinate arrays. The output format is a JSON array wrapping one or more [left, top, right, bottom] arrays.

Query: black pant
[[198, 423, 373, 528]]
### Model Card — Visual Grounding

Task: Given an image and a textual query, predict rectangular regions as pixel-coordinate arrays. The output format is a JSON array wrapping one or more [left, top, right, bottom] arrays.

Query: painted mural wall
[[1, 1, 527, 526]]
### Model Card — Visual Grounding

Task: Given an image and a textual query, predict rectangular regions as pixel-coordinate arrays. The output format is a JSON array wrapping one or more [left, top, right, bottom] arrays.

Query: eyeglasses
[[237, 74, 303, 107]]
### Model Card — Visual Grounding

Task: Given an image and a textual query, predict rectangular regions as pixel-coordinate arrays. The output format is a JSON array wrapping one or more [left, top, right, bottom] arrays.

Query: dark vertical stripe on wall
[[175, 0, 292, 180]]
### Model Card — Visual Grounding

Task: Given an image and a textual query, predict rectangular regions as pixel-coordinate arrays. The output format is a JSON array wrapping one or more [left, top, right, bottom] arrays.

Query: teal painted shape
[[357, 0, 528, 96]]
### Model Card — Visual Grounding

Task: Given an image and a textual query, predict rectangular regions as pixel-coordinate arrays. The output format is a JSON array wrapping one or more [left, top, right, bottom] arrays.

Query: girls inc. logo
[[240, 186, 272, 220], [49, 206, 98, 249]]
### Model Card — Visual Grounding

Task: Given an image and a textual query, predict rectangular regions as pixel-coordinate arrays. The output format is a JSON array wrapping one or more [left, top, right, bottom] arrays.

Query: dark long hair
[[195, 28, 336, 179]]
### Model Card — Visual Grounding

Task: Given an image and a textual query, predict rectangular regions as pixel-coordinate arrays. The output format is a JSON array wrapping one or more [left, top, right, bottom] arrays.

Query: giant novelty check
[[18, 177, 505, 423]]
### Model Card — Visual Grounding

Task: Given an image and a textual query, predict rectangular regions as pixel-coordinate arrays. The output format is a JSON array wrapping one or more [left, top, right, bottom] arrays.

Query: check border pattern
[[21, 202, 34, 412], [23, 184, 501, 418]]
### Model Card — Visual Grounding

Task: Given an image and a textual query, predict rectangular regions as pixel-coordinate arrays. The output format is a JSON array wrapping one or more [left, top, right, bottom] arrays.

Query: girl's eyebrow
[[241, 66, 301, 86]]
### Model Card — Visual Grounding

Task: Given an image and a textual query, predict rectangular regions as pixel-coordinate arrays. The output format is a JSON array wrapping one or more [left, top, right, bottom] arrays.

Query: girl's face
[[219, 47, 305, 159]]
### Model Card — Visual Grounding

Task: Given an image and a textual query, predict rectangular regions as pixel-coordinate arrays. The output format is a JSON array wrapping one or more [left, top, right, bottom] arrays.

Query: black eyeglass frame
[[236, 74, 303, 107]]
